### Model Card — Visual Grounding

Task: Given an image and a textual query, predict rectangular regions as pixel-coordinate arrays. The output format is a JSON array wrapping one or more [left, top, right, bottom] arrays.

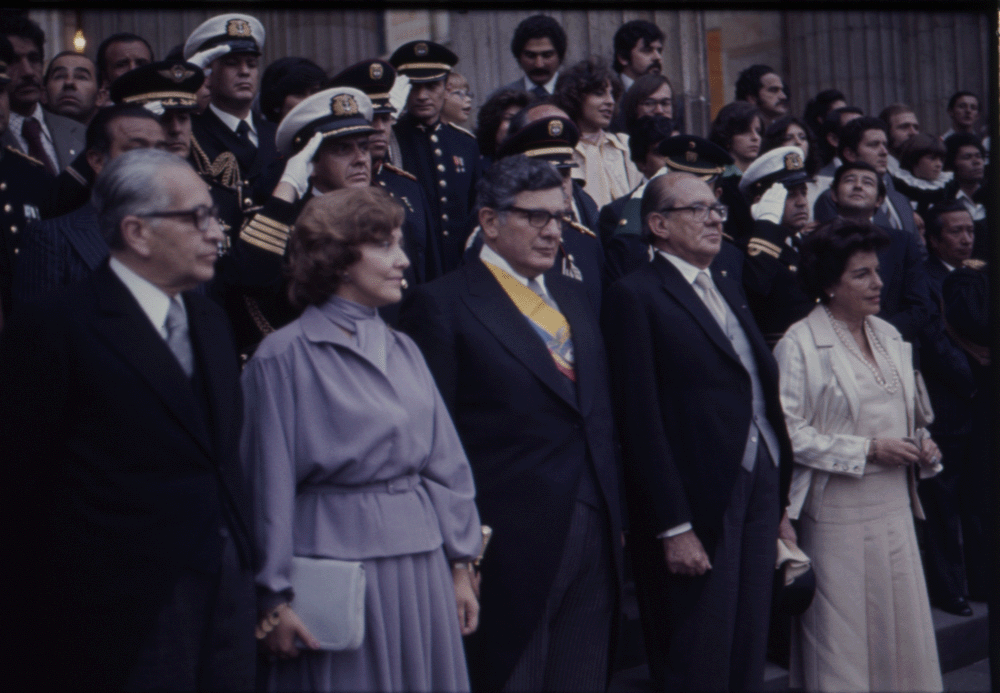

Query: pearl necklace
[[824, 307, 900, 394]]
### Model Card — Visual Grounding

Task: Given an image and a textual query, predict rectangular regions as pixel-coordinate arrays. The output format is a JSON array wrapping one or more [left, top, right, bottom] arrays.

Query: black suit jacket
[[399, 260, 624, 691], [1, 263, 252, 689], [191, 108, 278, 190], [603, 254, 792, 552]]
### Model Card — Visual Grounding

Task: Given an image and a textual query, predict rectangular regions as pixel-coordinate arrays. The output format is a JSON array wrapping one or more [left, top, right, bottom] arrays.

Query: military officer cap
[[276, 87, 376, 156], [738, 145, 809, 196], [496, 116, 580, 169], [389, 40, 457, 83], [328, 60, 397, 115], [657, 135, 733, 180], [109, 60, 204, 111], [183, 14, 265, 60]]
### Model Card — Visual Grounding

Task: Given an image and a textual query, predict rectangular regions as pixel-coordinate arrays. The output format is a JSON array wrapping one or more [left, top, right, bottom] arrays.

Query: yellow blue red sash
[[483, 261, 575, 382]]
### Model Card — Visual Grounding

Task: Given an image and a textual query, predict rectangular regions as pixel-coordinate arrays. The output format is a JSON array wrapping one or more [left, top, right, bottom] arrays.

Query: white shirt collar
[[480, 242, 549, 295], [209, 103, 256, 137], [940, 259, 957, 273], [109, 256, 176, 339], [8, 103, 53, 140], [657, 248, 708, 286], [620, 73, 635, 91], [523, 71, 559, 95]]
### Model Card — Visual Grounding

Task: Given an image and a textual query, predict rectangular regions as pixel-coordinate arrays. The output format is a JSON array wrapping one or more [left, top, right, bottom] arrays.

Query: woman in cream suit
[[774, 218, 944, 693]]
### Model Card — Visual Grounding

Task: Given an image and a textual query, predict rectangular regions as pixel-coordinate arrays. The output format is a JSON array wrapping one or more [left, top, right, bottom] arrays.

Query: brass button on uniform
[[243, 198, 253, 207], [437, 164, 445, 172], [440, 196, 447, 203], [430, 135, 439, 143], [434, 149, 442, 156], [442, 229, 449, 236], [439, 180, 447, 188], [10, 225, 17, 233], [442, 214, 449, 223], [0, 182, 6, 191]]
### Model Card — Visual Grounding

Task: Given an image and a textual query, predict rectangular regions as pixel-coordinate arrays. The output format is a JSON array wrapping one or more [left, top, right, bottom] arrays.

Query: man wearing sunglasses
[[603, 170, 794, 692], [1, 148, 255, 690], [400, 155, 623, 693]]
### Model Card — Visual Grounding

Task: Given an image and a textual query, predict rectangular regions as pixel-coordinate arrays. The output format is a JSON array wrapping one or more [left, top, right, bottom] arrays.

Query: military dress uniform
[[0, 147, 52, 318], [390, 41, 483, 274]]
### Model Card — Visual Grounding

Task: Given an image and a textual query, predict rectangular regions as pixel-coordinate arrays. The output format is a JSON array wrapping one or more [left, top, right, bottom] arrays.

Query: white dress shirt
[[109, 256, 179, 339], [209, 103, 259, 147], [480, 243, 550, 298]]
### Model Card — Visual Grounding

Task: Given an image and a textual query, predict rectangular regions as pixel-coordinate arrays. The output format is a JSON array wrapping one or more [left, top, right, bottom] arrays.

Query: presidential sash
[[483, 261, 576, 382]]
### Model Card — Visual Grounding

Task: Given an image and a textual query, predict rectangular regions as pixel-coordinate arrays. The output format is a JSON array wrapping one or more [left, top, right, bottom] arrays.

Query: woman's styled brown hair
[[286, 187, 405, 308]]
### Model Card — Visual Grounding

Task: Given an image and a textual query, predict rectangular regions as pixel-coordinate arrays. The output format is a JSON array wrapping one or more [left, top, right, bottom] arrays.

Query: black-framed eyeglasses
[[502, 206, 569, 229], [141, 204, 220, 233], [657, 203, 728, 222]]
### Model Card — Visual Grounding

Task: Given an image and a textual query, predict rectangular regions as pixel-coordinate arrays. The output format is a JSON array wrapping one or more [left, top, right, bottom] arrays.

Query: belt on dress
[[301, 472, 420, 495]]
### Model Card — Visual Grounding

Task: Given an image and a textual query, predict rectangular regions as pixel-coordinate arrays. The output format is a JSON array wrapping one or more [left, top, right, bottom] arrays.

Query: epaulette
[[962, 258, 987, 271], [240, 212, 291, 256], [565, 219, 597, 239], [745, 237, 783, 260], [445, 122, 476, 139], [382, 162, 417, 182], [5, 145, 46, 169]]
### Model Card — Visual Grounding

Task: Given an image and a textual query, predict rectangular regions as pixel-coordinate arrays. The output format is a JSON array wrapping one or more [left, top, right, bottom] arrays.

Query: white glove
[[142, 100, 165, 117], [751, 181, 787, 224], [279, 132, 325, 198], [188, 45, 231, 70]]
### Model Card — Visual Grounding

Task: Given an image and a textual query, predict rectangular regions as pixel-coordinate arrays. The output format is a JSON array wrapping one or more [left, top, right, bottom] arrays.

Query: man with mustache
[[736, 63, 789, 127], [391, 40, 483, 274], [43, 51, 102, 124], [496, 14, 567, 99], [0, 14, 83, 175], [612, 20, 664, 92], [942, 133, 988, 258]]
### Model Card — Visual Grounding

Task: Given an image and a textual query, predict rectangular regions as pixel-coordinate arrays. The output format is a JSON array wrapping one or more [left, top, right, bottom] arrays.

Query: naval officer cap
[[328, 60, 397, 115], [183, 14, 265, 60], [657, 135, 733, 180], [109, 60, 204, 111], [738, 145, 809, 196], [496, 117, 580, 169], [276, 87, 376, 156], [389, 40, 457, 83]]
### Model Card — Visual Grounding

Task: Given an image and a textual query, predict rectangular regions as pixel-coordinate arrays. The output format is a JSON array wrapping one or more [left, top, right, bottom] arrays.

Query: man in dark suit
[[1, 148, 255, 691], [603, 171, 794, 691], [184, 13, 278, 203], [12, 103, 166, 309], [0, 14, 84, 174], [814, 116, 920, 242], [400, 155, 623, 692]]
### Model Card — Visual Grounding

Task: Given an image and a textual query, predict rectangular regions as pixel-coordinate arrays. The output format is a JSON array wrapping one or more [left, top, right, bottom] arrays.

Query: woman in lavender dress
[[240, 187, 482, 692]]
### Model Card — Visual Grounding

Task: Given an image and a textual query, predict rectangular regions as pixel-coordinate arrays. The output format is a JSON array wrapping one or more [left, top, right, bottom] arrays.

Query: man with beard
[[0, 14, 83, 175], [12, 104, 166, 308], [736, 64, 789, 127], [737, 146, 816, 346], [43, 52, 102, 124], [497, 14, 567, 98], [391, 40, 483, 273], [329, 58, 440, 284], [612, 20, 664, 92]]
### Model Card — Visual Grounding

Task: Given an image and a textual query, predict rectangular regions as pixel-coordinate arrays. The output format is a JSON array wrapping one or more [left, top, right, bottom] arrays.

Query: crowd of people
[[0, 10, 991, 693]]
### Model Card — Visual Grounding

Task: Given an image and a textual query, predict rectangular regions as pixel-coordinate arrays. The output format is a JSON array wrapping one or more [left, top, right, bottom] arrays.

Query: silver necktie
[[164, 297, 194, 378]]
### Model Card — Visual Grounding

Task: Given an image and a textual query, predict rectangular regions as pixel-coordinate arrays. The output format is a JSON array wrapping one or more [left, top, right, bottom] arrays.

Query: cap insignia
[[784, 151, 804, 171], [369, 63, 383, 80], [414, 42, 429, 57], [161, 65, 196, 83], [226, 18, 252, 38], [331, 93, 359, 116], [548, 119, 563, 137]]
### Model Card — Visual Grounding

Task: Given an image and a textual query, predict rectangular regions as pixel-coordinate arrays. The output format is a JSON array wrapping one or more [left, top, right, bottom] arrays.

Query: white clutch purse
[[290, 556, 366, 651]]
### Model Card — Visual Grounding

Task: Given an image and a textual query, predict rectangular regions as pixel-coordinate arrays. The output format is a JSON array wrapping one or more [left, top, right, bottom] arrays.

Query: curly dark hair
[[620, 73, 672, 135], [798, 217, 890, 304], [260, 57, 326, 124], [943, 132, 985, 171], [735, 64, 777, 102], [898, 133, 946, 173], [708, 101, 761, 154], [802, 88, 845, 136], [476, 88, 531, 158], [286, 187, 405, 308], [511, 14, 567, 62], [762, 115, 820, 175], [613, 20, 664, 74], [552, 58, 623, 124]]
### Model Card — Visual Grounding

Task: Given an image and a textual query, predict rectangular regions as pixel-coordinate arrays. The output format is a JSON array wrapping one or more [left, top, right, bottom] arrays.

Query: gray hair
[[91, 148, 194, 250], [475, 154, 563, 214]]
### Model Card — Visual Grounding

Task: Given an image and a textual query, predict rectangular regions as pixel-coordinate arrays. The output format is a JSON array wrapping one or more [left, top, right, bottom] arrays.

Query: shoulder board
[[5, 145, 47, 169], [382, 162, 417, 182], [962, 258, 987, 271], [746, 237, 783, 260], [445, 122, 476, 139], [566, 219, 597, 239]]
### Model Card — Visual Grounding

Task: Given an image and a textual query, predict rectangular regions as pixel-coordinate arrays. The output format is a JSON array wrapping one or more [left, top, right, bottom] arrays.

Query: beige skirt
[[790, 467, 942, 693]]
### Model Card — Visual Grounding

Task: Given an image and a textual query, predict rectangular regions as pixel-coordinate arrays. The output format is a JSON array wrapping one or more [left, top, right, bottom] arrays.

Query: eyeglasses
[[640, 98, 672, 111], [450, 89, 474, 101], [503, 206, 568, 229], [657, 203, 728, 222], [141, 204, 220, 233]]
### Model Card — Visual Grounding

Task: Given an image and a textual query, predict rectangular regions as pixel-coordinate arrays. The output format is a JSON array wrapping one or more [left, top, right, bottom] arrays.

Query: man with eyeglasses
[[12, 103, 167, 310], [400, 154, 623, 693], [603, 170, 794, 692], [1, 148, 255, 690]]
